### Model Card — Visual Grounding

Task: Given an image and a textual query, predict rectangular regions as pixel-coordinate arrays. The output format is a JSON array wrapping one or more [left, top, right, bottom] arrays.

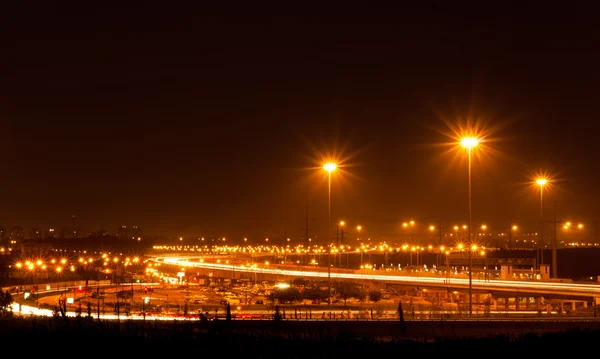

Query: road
[[153, 256, 600, 300]]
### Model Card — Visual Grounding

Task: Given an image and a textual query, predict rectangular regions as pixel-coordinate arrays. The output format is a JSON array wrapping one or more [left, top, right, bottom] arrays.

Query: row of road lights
[[462, 138, 554, 317], [322, 136, 556, 317]]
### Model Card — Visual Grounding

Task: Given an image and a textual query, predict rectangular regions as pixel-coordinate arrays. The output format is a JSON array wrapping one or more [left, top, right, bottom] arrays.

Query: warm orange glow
[[578, 224, 584, 229], [536, 178, 548, 186], [429, 225, 435, 231], [323, 162, 337, 172], [471, 244, 478, 251], [512, 225, 518, 230], [453, 225, 459, 231], [357, 225, 362, 231], [339, 221, 345, 226], [460, 137, 479, 149], [481, 224, 487, 230]]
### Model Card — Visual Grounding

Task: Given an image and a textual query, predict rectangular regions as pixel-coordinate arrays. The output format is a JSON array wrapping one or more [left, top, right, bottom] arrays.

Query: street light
[[509, 225, 518, 249], [536, 177, 549, 268], [323, 161, 337, 308], [536, 178, 548, 217], [461, 135, 479, 317]]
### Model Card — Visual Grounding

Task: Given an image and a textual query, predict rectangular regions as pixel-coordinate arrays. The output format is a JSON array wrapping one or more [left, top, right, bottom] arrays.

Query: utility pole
[[304, 199, 309, 248], [283, 228, 287, 264], [508, 220, 512, 250], [302, 196, 316, 265], [437, 222, 443, 268], [552, 200, 558, 278]]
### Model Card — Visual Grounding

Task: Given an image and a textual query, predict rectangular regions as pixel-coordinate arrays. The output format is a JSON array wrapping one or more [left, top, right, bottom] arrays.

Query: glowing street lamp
[[460, 135, 480, 317], [535, 177, 549, 268], [323, 161, 337, 308], [536, 178, 548, 217]]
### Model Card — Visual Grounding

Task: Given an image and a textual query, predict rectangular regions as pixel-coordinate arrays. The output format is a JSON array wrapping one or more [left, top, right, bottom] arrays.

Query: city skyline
[[1, 4, 598, 239]]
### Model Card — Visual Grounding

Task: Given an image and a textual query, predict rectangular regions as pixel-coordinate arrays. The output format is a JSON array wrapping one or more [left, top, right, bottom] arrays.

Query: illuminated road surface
[[10, 302, 571, 321], [155, 257, 600, 298]]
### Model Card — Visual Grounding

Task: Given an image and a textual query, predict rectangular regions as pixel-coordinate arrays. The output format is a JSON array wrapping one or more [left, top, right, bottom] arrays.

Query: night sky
[[1, 4, 598, 241]]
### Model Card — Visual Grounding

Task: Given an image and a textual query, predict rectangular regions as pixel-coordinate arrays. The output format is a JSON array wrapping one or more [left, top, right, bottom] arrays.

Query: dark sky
[[1, 3, 599, 241]]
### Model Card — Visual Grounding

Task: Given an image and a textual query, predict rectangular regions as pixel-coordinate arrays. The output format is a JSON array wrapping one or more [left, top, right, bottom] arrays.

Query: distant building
[[10, 226, 25, 241], [116, 225, 143, 239], [0, 226, 6, 247], [60, 227, 77, 239], [59, 227, 90, 239], [45, 228, 56, 239], [28, 226, 44, 239]]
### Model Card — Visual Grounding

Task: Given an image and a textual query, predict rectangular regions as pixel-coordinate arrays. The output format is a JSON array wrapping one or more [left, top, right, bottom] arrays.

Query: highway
[[154, 256, 600, 300]]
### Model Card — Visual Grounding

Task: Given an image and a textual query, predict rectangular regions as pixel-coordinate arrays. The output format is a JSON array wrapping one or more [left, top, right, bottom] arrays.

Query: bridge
[[150, 255, 600, 306]]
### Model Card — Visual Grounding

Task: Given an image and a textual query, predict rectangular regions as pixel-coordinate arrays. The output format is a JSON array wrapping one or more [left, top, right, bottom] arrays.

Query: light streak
[[157, 257, 600, 297]]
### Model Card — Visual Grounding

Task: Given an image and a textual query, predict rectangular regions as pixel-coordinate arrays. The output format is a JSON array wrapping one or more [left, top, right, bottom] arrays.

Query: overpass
[[150, 255, 600, 304]]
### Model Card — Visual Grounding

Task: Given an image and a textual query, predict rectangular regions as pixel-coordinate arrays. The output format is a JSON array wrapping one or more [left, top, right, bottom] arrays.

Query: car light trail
[[155, 257, 600, 297]]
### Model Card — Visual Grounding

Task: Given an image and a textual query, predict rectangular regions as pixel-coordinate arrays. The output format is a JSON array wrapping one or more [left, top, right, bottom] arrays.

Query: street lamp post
[[323, 162, 337, 309], [536, 178, 548, 269], [337, 221, 345, 266], [509, 225, 517, 250], [552, 200, 568, 279], [461, 136, 479, 317]]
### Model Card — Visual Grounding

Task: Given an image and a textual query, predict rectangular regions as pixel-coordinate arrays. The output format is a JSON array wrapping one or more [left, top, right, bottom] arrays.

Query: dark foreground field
[[3, 315, 600, 357]]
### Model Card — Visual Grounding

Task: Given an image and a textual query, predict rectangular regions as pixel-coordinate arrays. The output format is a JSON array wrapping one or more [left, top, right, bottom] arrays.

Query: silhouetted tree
[[270, 287, 302, 304], [87, 302, 92, 317], [226, 303, 231, 321], [368, 290, 382, 303], [273, 305, 282, 321], [335, 282, 363, 305], [398, 300, 406, 333], [0, 290, 12, 312]]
